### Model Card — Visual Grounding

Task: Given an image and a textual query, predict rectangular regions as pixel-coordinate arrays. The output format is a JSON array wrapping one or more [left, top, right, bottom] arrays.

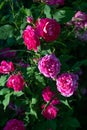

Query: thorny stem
[[0, 49, 31, 56]]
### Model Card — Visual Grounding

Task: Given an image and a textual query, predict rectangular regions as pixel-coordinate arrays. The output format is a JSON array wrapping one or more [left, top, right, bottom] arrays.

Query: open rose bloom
[[36, 18, 61, 42], [41, 104, 58, 120], [6, 73, 25, 91], [56, 73, 79, 97], [0, 60, 14, 74], [38, 54, 61, 79], [3, 119, 25, 130], [23, 25, 40, 52]]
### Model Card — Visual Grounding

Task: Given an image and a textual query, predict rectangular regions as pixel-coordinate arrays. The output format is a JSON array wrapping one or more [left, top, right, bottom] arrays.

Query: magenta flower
[[23, 25, 40, 52], [42, 0, 64, 5], [38, 54, 61, 79], [3, 119, 26, 130], [56, 73, 79, 97], [36, 18, 61, 42], [0, 60, 14, 74], [6, 73, 25, 91], [41, 104, 58, 120], [42, 86, 60, 105]]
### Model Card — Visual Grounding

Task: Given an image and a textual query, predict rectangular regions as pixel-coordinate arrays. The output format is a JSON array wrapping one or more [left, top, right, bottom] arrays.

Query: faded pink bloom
[[26, 16, 33, 23], [0, 60, 14, 74], [6, 73, 25, 91], [73, 11, 87, 21], [36, 18, 61, 42], [3, 119, 25, 130], [42, 0, 64, 5], [42, 104, 58, 120], [56, 73, 79, 97], [42, 86, 60, 105], [38, 54, 61, 79], [23, 25, 40, 52], [68, 11, 87, 29]]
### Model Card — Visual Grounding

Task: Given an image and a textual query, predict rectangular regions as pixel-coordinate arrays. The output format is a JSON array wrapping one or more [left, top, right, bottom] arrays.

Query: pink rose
[[6, 73, 25, 91], [41, 104, 58, 120], [56, 73, 79, 97], [43, 0, 64, 5], [23, 25, 40, 52], [3, 119, 25, 130], [38, 54, 61, 79], [42, 86, 60, 105], [36, 18, 61, 42], [0, 60, 14, 74]]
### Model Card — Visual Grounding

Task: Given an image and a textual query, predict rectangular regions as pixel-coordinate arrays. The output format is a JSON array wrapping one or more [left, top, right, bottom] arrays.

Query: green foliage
[[44, 5, 52, 18], [0, 75, 8, 86], [0, 25, 13, 39], [53, 7, 74, 23], [3, 93, 12, 110]]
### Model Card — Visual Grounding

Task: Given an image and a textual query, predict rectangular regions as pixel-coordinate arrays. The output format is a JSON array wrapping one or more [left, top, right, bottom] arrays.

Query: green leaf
[[3, 93, 12, 110], [44, 5, 52, 18], [0, 25, 13, 40], [0, 1, 5, 10], [0, 75, 8, 86], [30, 108, 38, 119], [24, 8, 32, 16], [60, 99, 72, 109], [13, 91, 24, 97], [53, 8, 74, 23], [31, 98, 37, 105], [35, 72, 46, 86], [0, 88, 10, 95]]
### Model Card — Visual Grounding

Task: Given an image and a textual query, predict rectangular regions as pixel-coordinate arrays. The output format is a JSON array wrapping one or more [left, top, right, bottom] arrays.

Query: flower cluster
[[23, 18, 61, 52], [41, 86, 60, 119], [3, 119, 25, 130], [38, 54, 61, 79], [0, 60, 25, 92]]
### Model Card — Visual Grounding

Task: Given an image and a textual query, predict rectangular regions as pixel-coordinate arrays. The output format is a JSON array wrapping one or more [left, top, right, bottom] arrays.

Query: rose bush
[[0, 0, 87, 130]]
